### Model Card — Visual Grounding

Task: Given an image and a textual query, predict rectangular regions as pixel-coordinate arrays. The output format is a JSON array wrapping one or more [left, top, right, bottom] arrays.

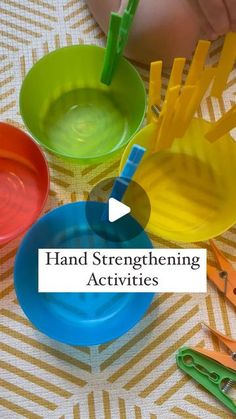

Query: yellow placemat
[[0, 1, 236, 418]]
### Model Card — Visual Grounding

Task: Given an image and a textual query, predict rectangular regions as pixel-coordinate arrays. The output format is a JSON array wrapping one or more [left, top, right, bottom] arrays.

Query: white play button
[[108, 198, 131, 223]]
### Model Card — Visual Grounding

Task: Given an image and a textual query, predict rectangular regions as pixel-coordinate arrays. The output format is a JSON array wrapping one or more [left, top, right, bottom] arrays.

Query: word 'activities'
[[38, 249, 206, 292]]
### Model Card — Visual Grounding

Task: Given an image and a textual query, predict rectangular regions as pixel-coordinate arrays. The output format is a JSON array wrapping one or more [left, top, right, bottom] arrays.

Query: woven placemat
[[0, 1, 235, 418]]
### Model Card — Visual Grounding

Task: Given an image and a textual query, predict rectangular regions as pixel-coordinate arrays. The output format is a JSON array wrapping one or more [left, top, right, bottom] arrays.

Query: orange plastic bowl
[[0, 123, 49, 245]]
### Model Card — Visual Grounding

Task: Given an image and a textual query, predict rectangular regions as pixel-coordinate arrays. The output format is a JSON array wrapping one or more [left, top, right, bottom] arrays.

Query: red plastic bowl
[[0, 123, 49, 245]]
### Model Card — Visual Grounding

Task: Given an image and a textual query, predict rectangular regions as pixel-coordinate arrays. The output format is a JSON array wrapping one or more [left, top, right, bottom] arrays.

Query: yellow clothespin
[[178, 67, 216, 138], [185, 40, 211, 85], [211, 32, 236, 98], [153, 85, 180, 152], [164, 57, 185, 103], [151, 57, 186, 151], [205, 104, 236, 142], [147, 61, 162, 123], [170, 85, 195, 138]]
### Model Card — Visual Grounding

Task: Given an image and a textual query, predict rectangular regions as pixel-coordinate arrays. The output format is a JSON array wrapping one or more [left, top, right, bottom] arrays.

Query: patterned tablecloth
[[0, 1, 236, 418]]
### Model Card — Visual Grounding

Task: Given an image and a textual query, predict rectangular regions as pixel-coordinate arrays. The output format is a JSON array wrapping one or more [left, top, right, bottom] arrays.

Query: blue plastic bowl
[[14, 201, 154, 346]]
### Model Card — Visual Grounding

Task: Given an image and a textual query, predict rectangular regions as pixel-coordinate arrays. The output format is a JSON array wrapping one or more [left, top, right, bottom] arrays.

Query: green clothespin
[[101, 0, 139, 85], [176, 347, 236, 414]]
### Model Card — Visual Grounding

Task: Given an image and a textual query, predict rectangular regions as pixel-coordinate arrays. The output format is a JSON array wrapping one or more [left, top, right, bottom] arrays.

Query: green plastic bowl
[[20, 45, 146, 164]]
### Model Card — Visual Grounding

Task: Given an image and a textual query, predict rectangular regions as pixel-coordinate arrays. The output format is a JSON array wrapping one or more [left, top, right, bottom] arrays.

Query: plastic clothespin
[[207, 240, 236, 308], [110, 144, 146, 201], [120, 143, 145, 177], [205, 104, 236, 142], [102, 144, 145, 220], [193, 323, 236, 372], [101, 0, 139, 85], [211, 32, 236, 98], [176, 345, 236, 414], [147, 61, 162, 123]]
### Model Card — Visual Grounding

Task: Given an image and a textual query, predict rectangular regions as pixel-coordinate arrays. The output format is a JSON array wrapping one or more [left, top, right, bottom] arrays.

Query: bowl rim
[[119, 119, 236, 243], [14, 200, 154, 345], [19, 44, 147, 163], [0, 122, 50, 245]]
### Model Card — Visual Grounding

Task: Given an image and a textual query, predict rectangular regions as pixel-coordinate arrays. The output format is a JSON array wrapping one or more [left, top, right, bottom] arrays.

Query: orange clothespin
[[177, 323, 236, 414], [207, 240, 236, 308], [193, 322, 236, 372]]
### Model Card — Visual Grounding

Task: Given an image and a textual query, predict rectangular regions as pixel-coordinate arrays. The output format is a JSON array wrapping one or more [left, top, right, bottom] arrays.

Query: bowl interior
[[120, 118, 236, 242], [0, 123, 49, 244], [20, 45, 146, 162], [14, 201, 153, 345]]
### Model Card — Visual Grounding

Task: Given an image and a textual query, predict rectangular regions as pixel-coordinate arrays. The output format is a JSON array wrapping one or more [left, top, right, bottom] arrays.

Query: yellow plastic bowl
[[120, 118, 236, 242]]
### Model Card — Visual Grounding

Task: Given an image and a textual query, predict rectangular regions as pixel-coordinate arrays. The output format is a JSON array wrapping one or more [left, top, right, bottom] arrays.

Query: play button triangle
[[108, 198, 131, 223]]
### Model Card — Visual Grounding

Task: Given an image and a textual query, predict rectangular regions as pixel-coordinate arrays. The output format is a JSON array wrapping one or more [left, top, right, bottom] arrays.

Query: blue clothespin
[[102, 144, 146, 220]]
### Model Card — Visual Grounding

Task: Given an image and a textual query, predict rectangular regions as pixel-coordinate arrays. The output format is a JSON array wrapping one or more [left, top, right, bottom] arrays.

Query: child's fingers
[[198, 0, 230, 36], [224, 0, 236, 31]]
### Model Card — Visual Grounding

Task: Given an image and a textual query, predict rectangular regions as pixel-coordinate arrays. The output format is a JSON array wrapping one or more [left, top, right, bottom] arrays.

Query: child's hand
[[198, 0, 236, 38], [87, 0, 236, 66]]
